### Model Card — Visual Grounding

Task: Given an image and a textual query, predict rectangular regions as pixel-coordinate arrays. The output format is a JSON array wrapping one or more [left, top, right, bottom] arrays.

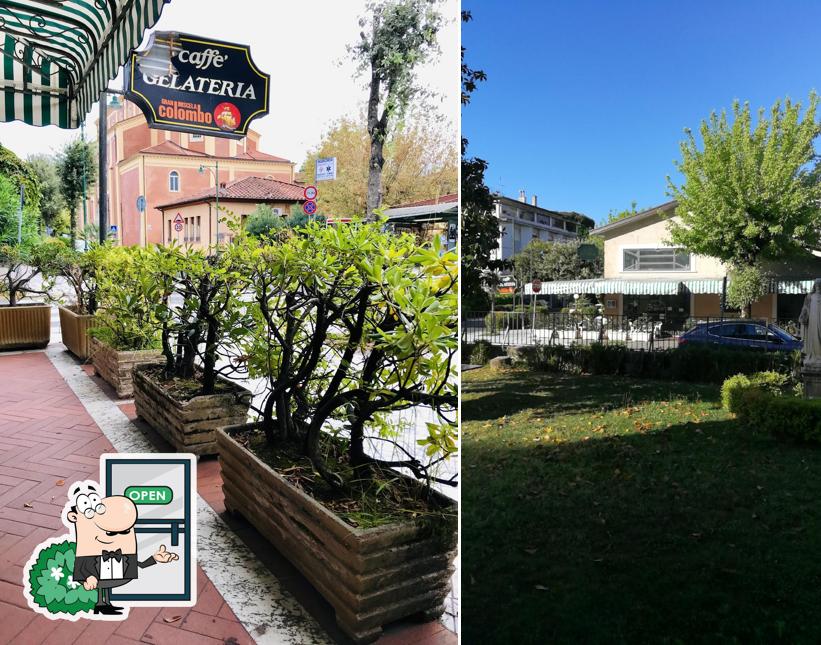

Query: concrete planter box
[[217, 425, 458, 644], [57, 305, 96, 360], [0, 304, 50, 350], [133, 365, 252, 455], [89, 336, 162, 398]]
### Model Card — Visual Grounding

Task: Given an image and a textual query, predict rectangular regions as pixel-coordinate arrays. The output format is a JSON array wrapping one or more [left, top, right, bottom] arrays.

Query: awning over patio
[[524, 278, 817, 296], [0, 0, 169, 128]]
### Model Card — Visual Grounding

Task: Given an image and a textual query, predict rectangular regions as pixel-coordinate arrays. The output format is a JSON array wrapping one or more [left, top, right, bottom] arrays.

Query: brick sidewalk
[[0, 348, 457, 645], [0, 351, 255, 645]]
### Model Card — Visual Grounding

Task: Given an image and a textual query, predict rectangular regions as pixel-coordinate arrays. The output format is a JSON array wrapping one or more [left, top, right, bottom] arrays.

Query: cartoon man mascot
[[24, 481, 178, 620]]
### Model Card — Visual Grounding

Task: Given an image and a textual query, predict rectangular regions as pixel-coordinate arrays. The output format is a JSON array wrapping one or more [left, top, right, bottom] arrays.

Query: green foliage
[[0, 174, 40, 245], [524, 343, 796, 384], [58, 139, 96, 245], [466, 340, 504, 365], [668, 93, 821, 268], [91, 246, 161, 350], [512, 239, 603, 285], [0, 143, 41, 211], [36, 238, 101, 314], [237, 220, 457, 487], [0, 241, 55, 305], [27, 154, 65, 229], [26, 540, 97, 615], [245, 204, 286, 238], [351, 0, 443, 215], [726, 264, 769, 313], [460, 9, 499, 319], [737, 388, 821, 441], [285, 205, 326, 229], [721, 371, 790, 413]]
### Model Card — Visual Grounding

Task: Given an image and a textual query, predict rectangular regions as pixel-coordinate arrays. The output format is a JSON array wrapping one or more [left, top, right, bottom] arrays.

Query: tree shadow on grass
[[462, 369, 720, 423], [462, 416, 821, 645]]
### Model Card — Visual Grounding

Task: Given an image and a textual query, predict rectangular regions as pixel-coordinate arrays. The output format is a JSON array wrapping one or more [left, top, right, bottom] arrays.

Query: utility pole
[[98, 91, 108, 244]]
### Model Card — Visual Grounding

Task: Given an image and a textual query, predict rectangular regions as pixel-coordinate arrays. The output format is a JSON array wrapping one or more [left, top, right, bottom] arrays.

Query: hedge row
[[518, 343, 800, 384]]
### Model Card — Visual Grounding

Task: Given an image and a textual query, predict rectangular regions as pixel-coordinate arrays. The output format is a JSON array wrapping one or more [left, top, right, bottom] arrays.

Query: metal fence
[[462, 311, 801, 352]]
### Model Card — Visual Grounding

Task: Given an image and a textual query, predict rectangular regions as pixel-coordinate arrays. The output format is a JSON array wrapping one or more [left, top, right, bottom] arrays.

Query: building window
[[623, 247, 691, 272], [169, 171, 180, 192]]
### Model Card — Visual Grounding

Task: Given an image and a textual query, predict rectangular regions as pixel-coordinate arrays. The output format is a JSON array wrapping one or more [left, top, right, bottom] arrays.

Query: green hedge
[[462, 340, 506, 365], [736, 388, 821, 441], [523, 343, 799, 385], [721, 371, 790, 413]]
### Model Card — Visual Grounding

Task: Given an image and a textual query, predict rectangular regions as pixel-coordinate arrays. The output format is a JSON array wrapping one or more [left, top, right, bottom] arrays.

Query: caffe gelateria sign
[[125, 32, 269, 139]]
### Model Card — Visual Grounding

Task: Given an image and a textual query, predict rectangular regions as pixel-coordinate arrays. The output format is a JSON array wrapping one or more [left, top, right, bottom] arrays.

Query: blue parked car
[[678, 320, 802, 352]]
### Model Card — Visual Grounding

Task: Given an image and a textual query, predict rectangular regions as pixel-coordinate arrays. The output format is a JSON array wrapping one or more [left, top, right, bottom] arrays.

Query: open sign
[[125, 485, 174, 505]]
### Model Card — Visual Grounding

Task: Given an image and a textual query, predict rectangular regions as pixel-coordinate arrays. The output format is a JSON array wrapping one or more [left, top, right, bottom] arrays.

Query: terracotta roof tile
[[156, 176, 306, 209], [233, 150, 291, 162]]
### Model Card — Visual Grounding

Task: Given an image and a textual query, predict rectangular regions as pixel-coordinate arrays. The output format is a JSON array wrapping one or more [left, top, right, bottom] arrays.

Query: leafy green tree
[[27, 155, 65, 231], [57, 139, 96, 247], [513, 239, 603, 284], [299, 112, 456, 217], [460, 10, 500, 312], [0, 174, 40, 245], [245, 204, 286, 238], [285, 203, 326, 229], [350, 0, 442, 218], [726, 265, 769, 312], [667, 93, 821, 315], [0, 144, 41, 212]]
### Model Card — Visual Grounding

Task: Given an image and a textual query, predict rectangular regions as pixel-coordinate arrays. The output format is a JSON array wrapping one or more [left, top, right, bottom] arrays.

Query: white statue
[[799, 278, 821, 369]]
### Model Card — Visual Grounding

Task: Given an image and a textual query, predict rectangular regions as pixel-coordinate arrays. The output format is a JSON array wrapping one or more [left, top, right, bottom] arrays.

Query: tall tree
[[27, 154, 64, 230], [0, 144, 41, 214], [300, 111, 456, 217], [57, 139, 96, 247], [460, 10, 498, 311], [513, 239, 603, 284], [350, 0, 442, 219], [667, 93, 821, 315]]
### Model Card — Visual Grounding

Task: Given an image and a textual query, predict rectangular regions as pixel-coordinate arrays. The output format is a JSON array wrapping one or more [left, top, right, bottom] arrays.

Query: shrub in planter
[[0, 242, 53, 350], [39, 240, 104, 359], [88, 246, 163, 396], [132, 244, 253, 454], [220, 222, 458, 643]]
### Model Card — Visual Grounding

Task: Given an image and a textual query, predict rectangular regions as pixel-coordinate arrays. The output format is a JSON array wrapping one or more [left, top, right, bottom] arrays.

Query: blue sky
[[462, 0, 821, 225]]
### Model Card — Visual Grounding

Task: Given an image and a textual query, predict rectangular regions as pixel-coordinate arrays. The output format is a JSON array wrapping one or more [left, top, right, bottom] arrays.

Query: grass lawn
[[462, 367, 821, 644]]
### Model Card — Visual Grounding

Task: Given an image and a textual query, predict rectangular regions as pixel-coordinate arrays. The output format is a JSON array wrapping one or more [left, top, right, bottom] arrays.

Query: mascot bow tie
[[102, 548, 123, 562]]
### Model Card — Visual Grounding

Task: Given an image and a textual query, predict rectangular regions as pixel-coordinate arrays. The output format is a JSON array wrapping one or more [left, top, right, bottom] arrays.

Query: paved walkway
[[0, 351, 254, 645], [0, 318, 457, 645]]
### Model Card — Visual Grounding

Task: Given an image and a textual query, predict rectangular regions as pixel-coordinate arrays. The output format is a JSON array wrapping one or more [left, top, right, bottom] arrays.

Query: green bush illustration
[[27, 540, 97, 615]]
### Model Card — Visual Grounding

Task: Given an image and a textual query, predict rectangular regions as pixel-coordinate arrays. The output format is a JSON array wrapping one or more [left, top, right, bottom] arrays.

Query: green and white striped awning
[[0, 0, 169, 128], [525, 277, 820, 296]]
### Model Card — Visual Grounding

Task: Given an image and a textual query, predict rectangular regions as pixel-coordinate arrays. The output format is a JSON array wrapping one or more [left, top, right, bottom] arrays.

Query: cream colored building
[[156, 176, 305, 249], [527, 201, 821, 323]]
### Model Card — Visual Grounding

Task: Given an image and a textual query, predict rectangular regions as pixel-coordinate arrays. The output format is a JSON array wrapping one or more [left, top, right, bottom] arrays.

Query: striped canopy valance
[[524, 278, 819, 296], [0, 0, 169, 128]]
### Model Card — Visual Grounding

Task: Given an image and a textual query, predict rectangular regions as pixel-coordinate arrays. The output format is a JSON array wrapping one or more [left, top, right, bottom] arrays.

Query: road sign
[[174, 213, 184, 224], [578, 243, 599, 261], [136, 195, 146, 212], [175, 222, 184, 232], [303, 185, 318, 200], [109, 225, 118, 234], [303, 200, 317, 215], [532, 279, 542, 293], [315, 157, 336, 181]]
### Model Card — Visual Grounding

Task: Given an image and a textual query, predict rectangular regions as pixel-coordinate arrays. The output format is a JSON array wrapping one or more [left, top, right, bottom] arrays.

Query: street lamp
[[198, 160, 220, 249]]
